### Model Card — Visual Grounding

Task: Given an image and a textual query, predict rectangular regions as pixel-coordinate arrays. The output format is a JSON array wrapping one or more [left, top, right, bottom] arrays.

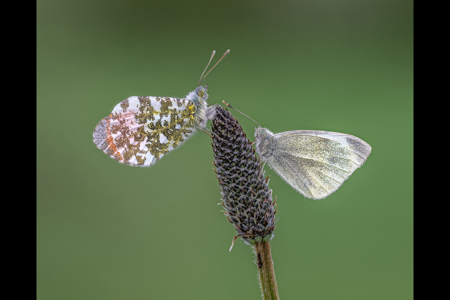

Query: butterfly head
[[197, 85, 209, 101], [185, 85, 212, 128], [187, 85, 209, 107], [254, 127, 275, 162], [185, 86, 209, 115]]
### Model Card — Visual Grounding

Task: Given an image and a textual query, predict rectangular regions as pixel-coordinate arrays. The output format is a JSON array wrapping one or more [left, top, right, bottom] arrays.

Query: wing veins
[[276, 150, 356, 172], [276, 132, 370, 163], [276, 154, 314, 198]]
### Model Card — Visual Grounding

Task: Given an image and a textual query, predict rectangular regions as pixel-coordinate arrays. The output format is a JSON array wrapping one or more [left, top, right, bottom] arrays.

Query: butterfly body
[[254, 127, 371, 199], [93, 86, 216, 167]]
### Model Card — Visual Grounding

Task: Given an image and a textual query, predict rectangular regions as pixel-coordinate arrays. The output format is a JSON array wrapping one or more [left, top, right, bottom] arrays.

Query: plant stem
[[254, 241, 280, 300]]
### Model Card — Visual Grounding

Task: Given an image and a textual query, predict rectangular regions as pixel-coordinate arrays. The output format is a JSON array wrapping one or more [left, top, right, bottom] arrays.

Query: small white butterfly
[[222, 101, 371, 200], [93, 50, 229, 167], [254, 127, 371, 199]]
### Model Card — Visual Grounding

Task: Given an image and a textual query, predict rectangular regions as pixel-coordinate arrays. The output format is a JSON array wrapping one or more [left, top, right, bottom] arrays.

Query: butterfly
[[93, 50, 229, 167], [254, 127, 371, 199], [221, 101, 371, 199]]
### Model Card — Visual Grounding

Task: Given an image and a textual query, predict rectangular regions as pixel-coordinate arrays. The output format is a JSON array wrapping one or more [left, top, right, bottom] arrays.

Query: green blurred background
[[37, 0, 413, 299]]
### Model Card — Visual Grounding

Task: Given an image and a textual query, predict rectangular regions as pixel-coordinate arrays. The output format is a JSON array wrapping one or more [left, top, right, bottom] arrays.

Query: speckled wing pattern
[[93, 96, 197, 167], [264, 130, 371, 199]]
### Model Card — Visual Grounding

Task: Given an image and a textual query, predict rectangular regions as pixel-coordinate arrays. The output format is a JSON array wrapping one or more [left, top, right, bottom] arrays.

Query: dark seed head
[[211, 106, 276, 244]]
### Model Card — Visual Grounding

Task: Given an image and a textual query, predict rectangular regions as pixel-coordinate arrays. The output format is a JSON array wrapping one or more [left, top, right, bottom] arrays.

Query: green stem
[[254, 241, 280, 300]]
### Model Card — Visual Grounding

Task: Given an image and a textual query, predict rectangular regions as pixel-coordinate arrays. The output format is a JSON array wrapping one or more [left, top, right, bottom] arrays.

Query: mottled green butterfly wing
[[93, 96, 199, 166]]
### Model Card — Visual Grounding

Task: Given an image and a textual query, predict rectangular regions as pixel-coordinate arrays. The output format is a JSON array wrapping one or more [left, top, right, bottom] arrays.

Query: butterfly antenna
[[198, 49, 230, 87], [222, 100, 261, 127], [197, 50, 216, 87]]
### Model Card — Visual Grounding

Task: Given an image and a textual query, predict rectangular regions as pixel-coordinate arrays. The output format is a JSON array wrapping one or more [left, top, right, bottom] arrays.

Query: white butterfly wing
[[267, 130, 371, 199]]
